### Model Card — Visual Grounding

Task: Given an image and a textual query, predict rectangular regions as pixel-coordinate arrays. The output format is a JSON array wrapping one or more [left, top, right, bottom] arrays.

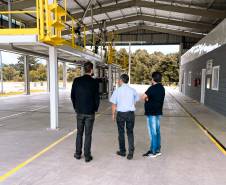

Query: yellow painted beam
[[0, 28, 39, 35], [0, 11, 36, 14]]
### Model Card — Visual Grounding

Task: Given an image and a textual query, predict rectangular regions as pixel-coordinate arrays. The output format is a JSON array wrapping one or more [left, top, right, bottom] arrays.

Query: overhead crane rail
[[0, 0, 128, 69]]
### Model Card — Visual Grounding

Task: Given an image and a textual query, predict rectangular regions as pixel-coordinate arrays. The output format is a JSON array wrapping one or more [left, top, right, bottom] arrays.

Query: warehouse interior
[[0, 0, 226, 184]]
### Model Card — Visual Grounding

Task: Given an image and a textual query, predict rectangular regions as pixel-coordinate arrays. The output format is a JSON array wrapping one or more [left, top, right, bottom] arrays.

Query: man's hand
[[145, 97, 149, 101], [112, 114, 116, 122], [112, 104, 117, 122], [141, 93, 148, 101]]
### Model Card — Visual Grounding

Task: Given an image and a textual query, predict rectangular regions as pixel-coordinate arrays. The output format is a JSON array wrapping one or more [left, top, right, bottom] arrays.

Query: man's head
[[84, 61, 94, 76], [120, 74, 129, 85], [152, 72, 162, 84]]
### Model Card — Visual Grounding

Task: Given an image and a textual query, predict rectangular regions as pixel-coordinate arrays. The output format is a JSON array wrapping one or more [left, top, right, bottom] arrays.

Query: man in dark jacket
[[71, 61, 100, 162]]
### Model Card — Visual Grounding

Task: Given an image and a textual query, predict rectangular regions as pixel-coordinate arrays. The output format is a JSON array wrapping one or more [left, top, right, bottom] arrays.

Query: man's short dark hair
[[120, 74, 129, 84], [84, 62, 93, 73], [152, 72, 162, 83]]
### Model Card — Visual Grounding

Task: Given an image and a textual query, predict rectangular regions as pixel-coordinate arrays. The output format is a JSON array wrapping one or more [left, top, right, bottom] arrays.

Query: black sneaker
[[116, 151, 126, 157], [143, 150, 151, 158], [85, 155, 93, 163], [143, 150, 157, 158], [127, 151, 134, 160], [74, 153, 81, 160], [156, 150, 161, 156]]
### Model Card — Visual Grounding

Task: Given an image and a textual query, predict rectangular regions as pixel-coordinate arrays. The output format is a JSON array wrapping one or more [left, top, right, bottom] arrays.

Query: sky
[[0, 45, 179, 65], [115, 45, 179, 54]]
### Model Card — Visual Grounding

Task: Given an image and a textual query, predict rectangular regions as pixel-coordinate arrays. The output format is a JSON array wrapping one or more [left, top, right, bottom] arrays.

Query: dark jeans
[[116, 111, 135, 153], [76, 113, 95, 157]]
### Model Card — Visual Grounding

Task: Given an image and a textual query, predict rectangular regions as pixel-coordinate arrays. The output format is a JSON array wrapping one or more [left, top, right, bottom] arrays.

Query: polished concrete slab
[[0, 86, 226, 185], [166, 87, 226, 148]]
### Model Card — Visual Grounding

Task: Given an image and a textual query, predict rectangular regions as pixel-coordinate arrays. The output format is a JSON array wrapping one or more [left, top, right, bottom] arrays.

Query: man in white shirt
[[110, 74, 139, 160]]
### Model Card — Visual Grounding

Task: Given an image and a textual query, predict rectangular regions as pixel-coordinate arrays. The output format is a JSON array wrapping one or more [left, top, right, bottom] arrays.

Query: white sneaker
[[156, 150, 161, 156]]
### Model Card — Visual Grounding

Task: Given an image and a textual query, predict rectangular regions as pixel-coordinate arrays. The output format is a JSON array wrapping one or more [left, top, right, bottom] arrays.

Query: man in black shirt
[[71, 62, 100, 162], [141, 72, 165, 158]]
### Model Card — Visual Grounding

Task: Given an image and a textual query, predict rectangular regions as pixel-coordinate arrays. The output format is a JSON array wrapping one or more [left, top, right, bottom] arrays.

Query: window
[[188, 71, 191, 86], [212, 66, 220, 91]]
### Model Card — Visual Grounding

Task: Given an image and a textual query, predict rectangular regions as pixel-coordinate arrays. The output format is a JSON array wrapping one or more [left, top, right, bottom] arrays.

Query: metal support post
[[179, 42, 183, 92], [98, 68, 100, 77], [63, 62, 67, 90], [0, 51, 3, 94], [47, 59, 50, 92], [92, 60, 96, 78], [108, 64, 112, 100], [8, 0, 12, 29], [49, 46, 59, 130], [102, 69, 105, 77], [24, 55, 30, 95], [128, 43, 131, 84], [118, 68, 121, 88], [81, 62, 84, 76], [115, 70, 117, 88]]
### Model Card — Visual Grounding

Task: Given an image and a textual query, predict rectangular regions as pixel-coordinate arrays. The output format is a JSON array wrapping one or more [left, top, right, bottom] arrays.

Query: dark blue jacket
[[71, 75, 100, 115]]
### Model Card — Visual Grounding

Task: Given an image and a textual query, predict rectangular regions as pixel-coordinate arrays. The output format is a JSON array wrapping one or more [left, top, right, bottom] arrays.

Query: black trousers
[[116, 111, 135, 153], [76, 113, 95, 157]]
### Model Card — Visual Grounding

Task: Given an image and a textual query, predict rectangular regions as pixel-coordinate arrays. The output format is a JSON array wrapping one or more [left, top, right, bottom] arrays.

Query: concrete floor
[[0, 86, 226, 185]]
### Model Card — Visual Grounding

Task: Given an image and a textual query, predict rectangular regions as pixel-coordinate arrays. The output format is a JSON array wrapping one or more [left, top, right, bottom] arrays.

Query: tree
[[58, 64, 63, 80], [37, 64, 47, 81], [67, 67, 81, 82], [118, 48, 128, 67], [151, 53, 179, 85], [2, 66, 17, 81], [16, 55, 40, 76], [130, 49, 179, 85], [30, 70, 39, 82]]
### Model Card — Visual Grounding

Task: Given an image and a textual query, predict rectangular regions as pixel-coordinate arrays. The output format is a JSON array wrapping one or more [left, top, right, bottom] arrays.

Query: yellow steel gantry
[[0, 0, 128, 69]]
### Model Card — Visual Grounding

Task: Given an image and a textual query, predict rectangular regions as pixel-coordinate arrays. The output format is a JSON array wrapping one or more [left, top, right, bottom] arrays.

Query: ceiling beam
[[76, 24, 204, 42], [66, 1, 135, 21], [68, 0, 226, 22], [136, 0, 226, 19], [0, 0, 36, 11], [110, 25, 205, 39], [1, 0, 225, 21], [85, 15, 214, 31]]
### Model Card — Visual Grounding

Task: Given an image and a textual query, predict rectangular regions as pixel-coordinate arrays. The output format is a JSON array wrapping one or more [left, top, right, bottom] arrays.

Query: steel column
[[108, 64, 112, 100], [63, 62, 67, 90], [81, 62, 84, 76], [24, 55, 30, 95], [8, 0, 12, 29], [0, 51, 3, 93], [118, 68, 121, 88], [47, 59, 50, 92], [115, 70, 117, 88], [49, 46, 58, 129], [92, 60, 96, 78], [128, 43, 131, 84]]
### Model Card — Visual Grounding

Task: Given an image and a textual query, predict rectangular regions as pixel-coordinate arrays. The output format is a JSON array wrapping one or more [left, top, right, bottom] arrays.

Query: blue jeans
[[147, 115, 162, 153]]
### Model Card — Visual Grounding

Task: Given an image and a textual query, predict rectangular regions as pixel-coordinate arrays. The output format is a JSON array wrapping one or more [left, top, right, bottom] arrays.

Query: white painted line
[[30, 106, 49, 112], [68, 132, 74, 136], [0, 106, 49, 121], [0, 112, 26, 120]]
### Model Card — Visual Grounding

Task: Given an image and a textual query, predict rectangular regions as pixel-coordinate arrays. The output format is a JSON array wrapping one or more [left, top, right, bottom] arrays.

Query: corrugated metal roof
[[1, 0, 226, 40]]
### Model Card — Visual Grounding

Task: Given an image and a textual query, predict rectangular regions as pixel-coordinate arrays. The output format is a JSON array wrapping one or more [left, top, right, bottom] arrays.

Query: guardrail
[[0, 0, 128, 69]]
